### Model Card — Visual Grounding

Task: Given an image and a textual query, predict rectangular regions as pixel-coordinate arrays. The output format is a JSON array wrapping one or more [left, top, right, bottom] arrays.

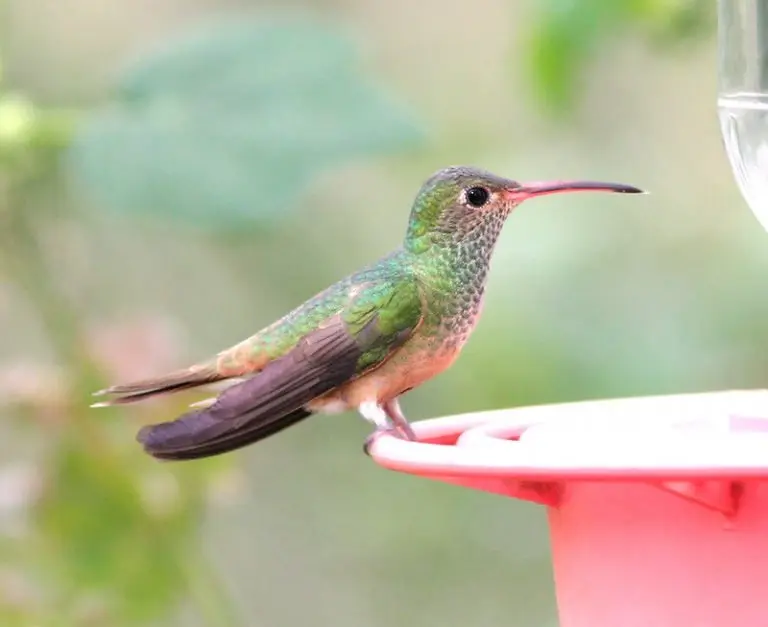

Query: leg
[[358, 401, 391, 430], [359, 401, 395, 455], [382, 398, 416, 441]]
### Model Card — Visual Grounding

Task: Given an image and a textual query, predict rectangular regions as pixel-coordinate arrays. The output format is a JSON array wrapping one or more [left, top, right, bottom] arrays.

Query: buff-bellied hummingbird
[[92, 166, 644, 460]]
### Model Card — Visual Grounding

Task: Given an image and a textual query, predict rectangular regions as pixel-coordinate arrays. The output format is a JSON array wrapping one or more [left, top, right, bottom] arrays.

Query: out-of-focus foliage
[[526, 0, 713, 112], [68, 19, 422, 230], [0, 11, 419, 627], [0, 40, 238, 622], [0, 63, 74, 181], [0, 0, 755, 626]]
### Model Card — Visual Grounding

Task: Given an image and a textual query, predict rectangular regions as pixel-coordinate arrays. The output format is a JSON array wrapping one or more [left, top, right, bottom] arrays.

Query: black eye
[[465, 186, 490, 208]]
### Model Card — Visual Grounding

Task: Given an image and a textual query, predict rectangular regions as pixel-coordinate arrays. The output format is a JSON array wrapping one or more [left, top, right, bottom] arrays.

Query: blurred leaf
[[524, 0, 711, 114], [642, 0, 714, 46], [524, 0, 614, 112], [67, 18, 422, 229], [0, 91, 78, 186]]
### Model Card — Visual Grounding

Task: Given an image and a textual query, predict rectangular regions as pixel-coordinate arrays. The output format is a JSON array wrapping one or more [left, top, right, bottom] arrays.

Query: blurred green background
[[0, 0, 761, 625]]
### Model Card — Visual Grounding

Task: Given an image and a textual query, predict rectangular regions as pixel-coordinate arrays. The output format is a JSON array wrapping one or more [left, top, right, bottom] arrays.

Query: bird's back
[[214, 249, 413, 377]]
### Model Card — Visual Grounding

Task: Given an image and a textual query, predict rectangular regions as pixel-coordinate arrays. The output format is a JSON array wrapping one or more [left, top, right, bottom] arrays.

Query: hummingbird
[[92, 166, 643, 461]]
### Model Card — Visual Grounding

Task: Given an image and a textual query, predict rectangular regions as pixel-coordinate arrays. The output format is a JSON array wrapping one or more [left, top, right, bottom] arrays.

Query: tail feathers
[[137, 407, 313, 460], [92, 364, 224, 406]]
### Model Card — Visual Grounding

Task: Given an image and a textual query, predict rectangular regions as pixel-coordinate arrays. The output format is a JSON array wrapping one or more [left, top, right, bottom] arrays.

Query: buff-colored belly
[[308, 337, 463, 412]]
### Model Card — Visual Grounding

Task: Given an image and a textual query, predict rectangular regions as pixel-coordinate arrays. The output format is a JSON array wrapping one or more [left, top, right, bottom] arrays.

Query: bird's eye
[[465, 186, 490, 208]]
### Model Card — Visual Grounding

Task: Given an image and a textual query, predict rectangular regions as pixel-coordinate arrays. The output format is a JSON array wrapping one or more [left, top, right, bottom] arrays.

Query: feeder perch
[[367, 390, 768, 627]]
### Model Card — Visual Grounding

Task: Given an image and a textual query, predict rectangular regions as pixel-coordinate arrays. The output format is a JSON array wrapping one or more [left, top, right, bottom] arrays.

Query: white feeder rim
[[367, 390, 768, 481]]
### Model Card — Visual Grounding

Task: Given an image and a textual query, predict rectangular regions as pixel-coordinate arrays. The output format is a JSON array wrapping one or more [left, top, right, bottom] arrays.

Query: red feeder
[[367, 390, 768, 627]]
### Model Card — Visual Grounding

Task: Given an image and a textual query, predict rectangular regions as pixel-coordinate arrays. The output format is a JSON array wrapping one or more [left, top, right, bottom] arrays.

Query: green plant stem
[[179, 550, 240, 627], [3, 204, 90, 369]]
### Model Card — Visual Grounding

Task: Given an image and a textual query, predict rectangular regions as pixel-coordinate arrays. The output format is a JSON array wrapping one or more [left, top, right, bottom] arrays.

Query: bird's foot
[[393, 420, 416, 441], [359, 400, 418, 455], [382, 398, 417, 441]]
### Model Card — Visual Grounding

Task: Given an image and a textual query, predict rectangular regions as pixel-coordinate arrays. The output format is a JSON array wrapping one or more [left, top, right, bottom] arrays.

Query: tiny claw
[[92, 389, 108, 397], [90, 401, 110, 408], [362, 433, 379, 456], [362, 427, 397, 456]]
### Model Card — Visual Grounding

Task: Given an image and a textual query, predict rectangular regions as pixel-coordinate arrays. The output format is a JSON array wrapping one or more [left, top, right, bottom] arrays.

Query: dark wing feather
[[137, 282, 422, 460], [138, 317, 363, 459], [143, 408, 312, 461]]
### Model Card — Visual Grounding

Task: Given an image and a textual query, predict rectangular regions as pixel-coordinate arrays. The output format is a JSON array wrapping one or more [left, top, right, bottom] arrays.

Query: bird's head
[[404, 165, 644, 253]]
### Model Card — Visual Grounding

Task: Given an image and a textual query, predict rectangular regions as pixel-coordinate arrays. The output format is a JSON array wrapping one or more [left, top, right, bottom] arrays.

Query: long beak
[[508, 180, 645, 200]]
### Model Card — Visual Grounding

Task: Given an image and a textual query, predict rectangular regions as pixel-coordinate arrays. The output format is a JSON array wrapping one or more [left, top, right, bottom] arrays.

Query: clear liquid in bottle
[[718, 92, 768, 231]]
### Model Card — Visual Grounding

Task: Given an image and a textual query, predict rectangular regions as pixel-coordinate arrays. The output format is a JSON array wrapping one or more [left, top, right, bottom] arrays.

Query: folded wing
[[138, 277, 424, 460]]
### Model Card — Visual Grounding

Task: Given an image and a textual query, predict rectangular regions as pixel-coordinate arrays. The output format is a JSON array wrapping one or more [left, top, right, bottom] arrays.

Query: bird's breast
[[310, 283, 486, 413], [309, 321, 477, 413]]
